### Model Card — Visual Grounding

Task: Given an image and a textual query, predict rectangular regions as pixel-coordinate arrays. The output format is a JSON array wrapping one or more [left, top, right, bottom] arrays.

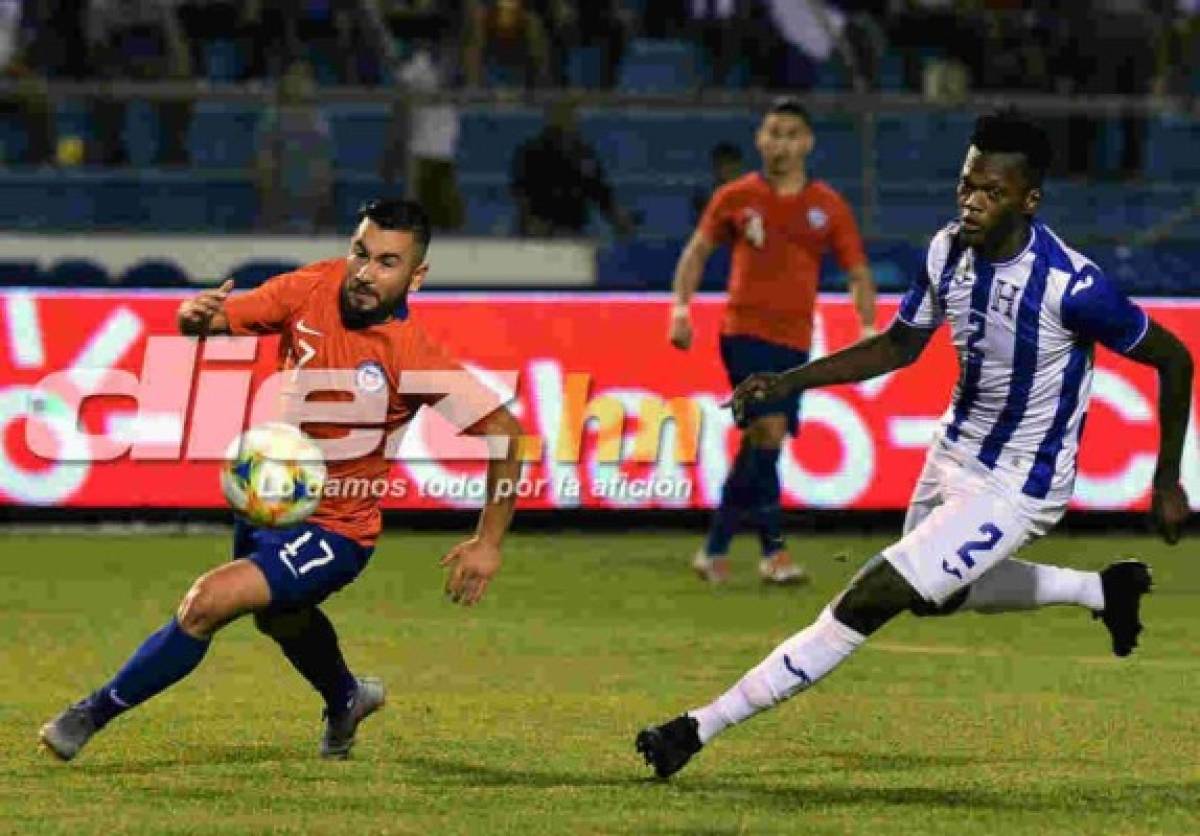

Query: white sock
[[688, 607, 865, 744], [961, 559, 1104, 613]]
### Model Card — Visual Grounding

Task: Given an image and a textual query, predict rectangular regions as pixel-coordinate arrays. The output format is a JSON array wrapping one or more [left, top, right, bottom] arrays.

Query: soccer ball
[[220, 422, 326, 528]]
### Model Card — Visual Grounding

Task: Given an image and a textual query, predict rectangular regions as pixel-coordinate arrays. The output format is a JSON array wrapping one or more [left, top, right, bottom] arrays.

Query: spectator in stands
[[1155, 1, 1200, 97], [692, 141, 744, 222], [535, 0, 629, 88], [885, 1, 989, 93], [86, 0, 194, 167], [1057, 0, 1163, 179], [176, 1, 255, 82], [464, 0, 551, 89], [381, 15, 464, 230], [688, 0, 750, 87], [22, 0, 88, 80], [254, 60, 335, 233], [0, 0, 55, 166], [241, 0, 367, 83], [510, 98, 635, 238]]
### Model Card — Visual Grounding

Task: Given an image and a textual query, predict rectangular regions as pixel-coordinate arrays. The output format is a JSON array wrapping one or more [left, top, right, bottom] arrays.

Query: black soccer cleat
[[1094, 560, 1153, 658], [636, 714, 703, 779]]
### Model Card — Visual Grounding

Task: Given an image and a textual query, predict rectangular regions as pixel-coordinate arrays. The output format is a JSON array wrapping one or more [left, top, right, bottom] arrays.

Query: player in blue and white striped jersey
[[637, 111, 1193, 779]]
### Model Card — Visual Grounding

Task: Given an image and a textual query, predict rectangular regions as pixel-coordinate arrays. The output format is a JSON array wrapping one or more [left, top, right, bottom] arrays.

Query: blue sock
[[751, 447, 785, 557], [86, 618, 210, 728], [705, 447, 759, 557], [263, 608, 357, 717]]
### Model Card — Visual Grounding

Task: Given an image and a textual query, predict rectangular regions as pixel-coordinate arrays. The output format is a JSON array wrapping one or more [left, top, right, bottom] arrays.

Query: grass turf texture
[[0, 531, 1197, 834]]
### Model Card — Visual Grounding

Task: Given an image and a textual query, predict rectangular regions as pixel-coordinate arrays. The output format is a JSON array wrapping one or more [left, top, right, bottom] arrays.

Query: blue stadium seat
[[460, 174, 514, 235], [617, 39, 698, 92], [124, 100, 161, 167], [120, 260, 192, 287], [45, 258, 111, 287], [0, 260, 42, 286], [1146, 115, 1200, 180], [458, 108, 542, 176], [566, 46, 606, 89], [202, 38, 242, 83], [231, 261, 300, 287], [326, 103, 391, 173], [189, 103, 259, 169], [876, 112, 973, 182]]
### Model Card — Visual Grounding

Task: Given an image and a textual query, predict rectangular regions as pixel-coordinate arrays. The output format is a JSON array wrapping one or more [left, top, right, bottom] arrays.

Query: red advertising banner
[[1, 290, 1197, 511]]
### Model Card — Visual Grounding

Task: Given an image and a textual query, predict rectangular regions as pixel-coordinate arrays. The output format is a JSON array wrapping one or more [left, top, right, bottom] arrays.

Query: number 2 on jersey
[[942, 523, 1003, 580]]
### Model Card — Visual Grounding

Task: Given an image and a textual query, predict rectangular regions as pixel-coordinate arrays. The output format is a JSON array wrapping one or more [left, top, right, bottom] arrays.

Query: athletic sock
[[688, 607, 865, 744], [270, 608, 358, 716], [86, 617, 211, 728], [704, 446, 759, 557], [961, 559, 1104, 613], [750, 446, 784, 556]]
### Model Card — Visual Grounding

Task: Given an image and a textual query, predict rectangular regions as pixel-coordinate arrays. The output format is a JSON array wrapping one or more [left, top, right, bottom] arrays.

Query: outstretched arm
[[440, 406, 523, 606], [1125, 320, 1193, 543], [729, 320, 933, 426]]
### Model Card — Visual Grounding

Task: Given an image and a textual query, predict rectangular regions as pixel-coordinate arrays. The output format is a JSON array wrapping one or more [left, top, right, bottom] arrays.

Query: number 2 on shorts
[[943, 523, 1003, 580]]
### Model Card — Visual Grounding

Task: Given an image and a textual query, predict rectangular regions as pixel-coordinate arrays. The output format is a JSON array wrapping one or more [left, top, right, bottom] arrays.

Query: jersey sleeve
[[826, 191, 868, 272], [223, 272, 304, 335], [894, 229, 952, 330], [1060, 265, 1149, 354], [696, 183, 735, 246]]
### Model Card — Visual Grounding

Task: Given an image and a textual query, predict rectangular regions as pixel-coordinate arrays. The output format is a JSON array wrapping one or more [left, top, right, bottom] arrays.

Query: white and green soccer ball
[[220, 422, 326, 528]]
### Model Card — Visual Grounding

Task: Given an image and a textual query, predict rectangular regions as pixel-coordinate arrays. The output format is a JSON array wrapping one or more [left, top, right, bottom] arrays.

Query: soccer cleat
[[636, 714, 703, 779], [691, 551, 731, 585], [759, 551, 810, 586], [321, 676, 386, 759], [39, 701, 99, 762], [1094, 560, 1153, 657]]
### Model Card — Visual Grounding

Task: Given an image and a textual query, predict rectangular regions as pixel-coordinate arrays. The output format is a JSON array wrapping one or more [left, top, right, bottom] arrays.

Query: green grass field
[[0, 530, 1196, 834]]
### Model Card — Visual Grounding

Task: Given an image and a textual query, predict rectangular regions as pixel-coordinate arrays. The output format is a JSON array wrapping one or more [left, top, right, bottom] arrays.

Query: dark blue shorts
[[232, 519, 372, 610], [719, 334, 809, 436]]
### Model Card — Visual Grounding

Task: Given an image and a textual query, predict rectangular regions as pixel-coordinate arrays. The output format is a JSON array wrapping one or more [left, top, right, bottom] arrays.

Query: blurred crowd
[[1, 1, 1199, 235]]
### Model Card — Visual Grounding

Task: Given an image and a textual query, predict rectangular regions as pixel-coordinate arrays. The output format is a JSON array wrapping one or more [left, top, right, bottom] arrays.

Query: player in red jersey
[[670, 97, 879, 586], [40, 199, 522, 761]]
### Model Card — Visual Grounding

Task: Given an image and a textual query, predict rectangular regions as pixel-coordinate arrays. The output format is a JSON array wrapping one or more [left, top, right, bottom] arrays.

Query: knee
[[745, 419, 786, 449], [910, 586, 969, 618], [833, 558, 921, 636], [253, 608, 313, 641], [177, 575, 229, 638]]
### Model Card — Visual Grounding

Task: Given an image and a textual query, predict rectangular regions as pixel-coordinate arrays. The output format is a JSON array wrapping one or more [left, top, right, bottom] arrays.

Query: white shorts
[[882, 438, 1066, 606]]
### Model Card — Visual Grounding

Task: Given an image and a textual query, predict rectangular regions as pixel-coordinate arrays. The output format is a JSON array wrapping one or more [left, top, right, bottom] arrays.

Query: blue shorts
[[719, 334, 809, 436], [232, 519, 373, 610]]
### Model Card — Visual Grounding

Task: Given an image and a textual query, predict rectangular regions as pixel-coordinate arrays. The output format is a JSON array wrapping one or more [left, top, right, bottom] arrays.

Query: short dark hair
[[767, 96, 811, 128], [970, 111, 1052, 186], [711, 142, 742, 164], [358, 198, 432, 255]]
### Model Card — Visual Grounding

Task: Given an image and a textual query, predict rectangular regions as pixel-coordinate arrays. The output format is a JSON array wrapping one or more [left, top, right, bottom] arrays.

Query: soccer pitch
[[1, 531, 1196, 834]]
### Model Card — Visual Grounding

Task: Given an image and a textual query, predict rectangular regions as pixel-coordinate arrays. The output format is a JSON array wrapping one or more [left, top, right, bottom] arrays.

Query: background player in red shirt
[[669, 98, 879, 586], [40, 199, 523, 762]]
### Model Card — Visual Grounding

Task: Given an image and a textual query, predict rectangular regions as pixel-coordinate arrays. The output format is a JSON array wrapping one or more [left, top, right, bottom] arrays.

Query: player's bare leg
[[913, 557, 1154, 657], [638, 556, 913, 778], [39, 560, 270, 761]]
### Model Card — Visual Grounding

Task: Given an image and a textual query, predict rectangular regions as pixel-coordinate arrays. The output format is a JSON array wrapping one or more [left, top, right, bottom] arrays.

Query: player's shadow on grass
[[671, 777, 1200, 814], [395, 754, 643, 789], [66, 743, 300, 775]]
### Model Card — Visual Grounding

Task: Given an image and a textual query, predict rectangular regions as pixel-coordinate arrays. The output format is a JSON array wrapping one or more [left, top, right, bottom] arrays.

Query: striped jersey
[[897, 220, 1149, 505]]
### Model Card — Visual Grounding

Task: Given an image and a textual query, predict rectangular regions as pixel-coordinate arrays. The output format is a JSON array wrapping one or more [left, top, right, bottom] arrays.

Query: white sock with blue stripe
[[688, 607, 865, 744], [961, 559, 1103, 612]]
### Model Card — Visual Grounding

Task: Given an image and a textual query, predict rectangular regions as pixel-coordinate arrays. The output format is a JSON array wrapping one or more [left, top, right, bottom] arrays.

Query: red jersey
[[223, 259, 459, 547], [698, 172, 867, 351]]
